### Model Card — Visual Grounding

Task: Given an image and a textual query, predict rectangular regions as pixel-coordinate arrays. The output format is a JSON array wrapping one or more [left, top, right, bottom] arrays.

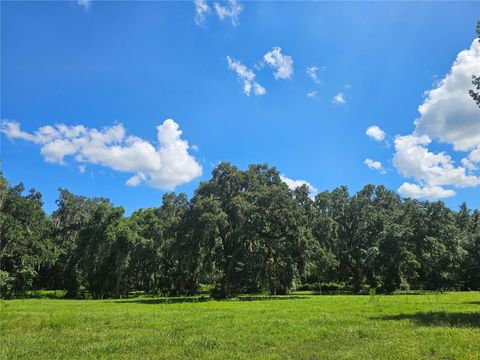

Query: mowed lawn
[[1, 292, 480, 360]]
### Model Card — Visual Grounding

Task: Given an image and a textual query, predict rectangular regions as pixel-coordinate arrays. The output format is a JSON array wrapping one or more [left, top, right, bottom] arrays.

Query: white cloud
[[126, 173, 147, 187], [393, 134, 479, 191], [307, 91, 317, 99], [78, 165, 86, 174], [280, 175, 318, 196], [77, 0, 91, 10], [364, 158, 386, 174], [461, 158, 478, 171], [253, 82, 266, 96], [263, 47, 293, 80], [414, 40, 480, 152], [469, 146, 480, 163], [194, 0, 210, 26], [372, 39, 480, 200], [409, 40, 480, 195], [306, 66, 320, 83], [0, 121, 37, 142], [366, 125, 386, 142], [226, 56, 266, 96], [332, 92, 346, 104], [0, 119, 202, 190], [461, 145, 480, 171], [397, 182, 455, 200], [214, 0, 242, 26]]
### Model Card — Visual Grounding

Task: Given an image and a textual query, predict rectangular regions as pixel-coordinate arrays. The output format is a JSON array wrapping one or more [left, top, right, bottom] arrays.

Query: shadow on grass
[[114, 295, 306, 305], [376, 311, 480, 328], [234, 295, 306, 302], [465, 301, 480, 305], [115, 296, 212, 305]]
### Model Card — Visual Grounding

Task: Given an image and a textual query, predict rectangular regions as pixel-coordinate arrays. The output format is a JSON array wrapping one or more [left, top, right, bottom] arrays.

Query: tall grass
[[1, 292, 479, 359]]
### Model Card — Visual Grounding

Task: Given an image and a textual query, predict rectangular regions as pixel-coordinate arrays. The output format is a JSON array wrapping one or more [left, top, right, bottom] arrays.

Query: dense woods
[[1, 162, 479, 298]]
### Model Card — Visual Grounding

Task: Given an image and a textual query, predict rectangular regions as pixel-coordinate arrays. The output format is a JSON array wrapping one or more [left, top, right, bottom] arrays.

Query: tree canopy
[[1, 164, 479, 298]]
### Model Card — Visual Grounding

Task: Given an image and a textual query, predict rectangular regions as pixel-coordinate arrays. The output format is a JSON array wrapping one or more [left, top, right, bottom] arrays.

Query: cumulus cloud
[[414, 40, 480, 152], [358, 39, 480, 199], [384, 39, 480, 199], [77, 0, 92, 10], [194, 0, 210, 26], [214, 0, 242, 26], [366, 125, 386, 142], [364, 158, 386, 174], [263, 47, 294, 80], [280, 175, 319, 196], [306, 66, 320, 83], [0, 119, 202, 190], [392, 135, 480, 198], [227, 56, 266, 96], [332, 92, 346, 104], [397, 183, 455, 200]]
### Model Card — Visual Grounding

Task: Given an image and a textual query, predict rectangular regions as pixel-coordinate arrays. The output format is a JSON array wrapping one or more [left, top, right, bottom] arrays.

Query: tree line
[[1, 163, 479, 298]]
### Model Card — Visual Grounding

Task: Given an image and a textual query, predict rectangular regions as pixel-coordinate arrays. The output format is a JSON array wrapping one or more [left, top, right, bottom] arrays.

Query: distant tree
[[379, 224, 415, 293], [0, 174, 54, 297], [47, 189, 109, 296], [469, 20, 480, 107], [75, 203, 138, 298], [187, 163, 306, 297], [461, 209, 480, 290], [299, 190, 339, 288], [332, 185, 385, 291], [129, 192, 190, 295], [414, 202, 462, 290]]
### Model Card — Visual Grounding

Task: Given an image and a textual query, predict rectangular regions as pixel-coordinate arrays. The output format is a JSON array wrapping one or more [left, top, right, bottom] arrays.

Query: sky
[[1, 0, 479, 214]]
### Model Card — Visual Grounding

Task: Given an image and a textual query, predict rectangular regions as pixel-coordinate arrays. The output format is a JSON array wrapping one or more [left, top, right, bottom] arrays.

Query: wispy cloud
[[306, 66, 321, 83], [194, 0, 210, 26], [307, 91, 317, 99], [226, 56, 266, 96], [332, 92, 346, 104], [263, 47, 294, 80], [77, 0, 92, 11], [214, 0, 243, 26]]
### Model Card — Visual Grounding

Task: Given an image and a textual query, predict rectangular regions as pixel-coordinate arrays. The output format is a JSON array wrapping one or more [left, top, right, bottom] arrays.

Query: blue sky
[[1, 1, 479, 214]]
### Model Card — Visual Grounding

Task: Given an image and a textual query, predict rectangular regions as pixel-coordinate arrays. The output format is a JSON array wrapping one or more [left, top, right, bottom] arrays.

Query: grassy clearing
[[1, 292, 479, 359]]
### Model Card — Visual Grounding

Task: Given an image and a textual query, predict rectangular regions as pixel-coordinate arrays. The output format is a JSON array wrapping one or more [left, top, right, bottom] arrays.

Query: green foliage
[[1, 162, 480, 298], [470, 75, 480, 107], [0, 174, 54, 297], [469, 21, 480, 107]]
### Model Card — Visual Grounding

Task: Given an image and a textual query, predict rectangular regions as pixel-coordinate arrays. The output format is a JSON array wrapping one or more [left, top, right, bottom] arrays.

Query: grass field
[[1, 292, 480, 359]]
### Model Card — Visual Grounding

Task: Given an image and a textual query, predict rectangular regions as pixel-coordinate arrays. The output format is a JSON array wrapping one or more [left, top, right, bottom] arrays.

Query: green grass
[[1, 292, 479, 359]]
